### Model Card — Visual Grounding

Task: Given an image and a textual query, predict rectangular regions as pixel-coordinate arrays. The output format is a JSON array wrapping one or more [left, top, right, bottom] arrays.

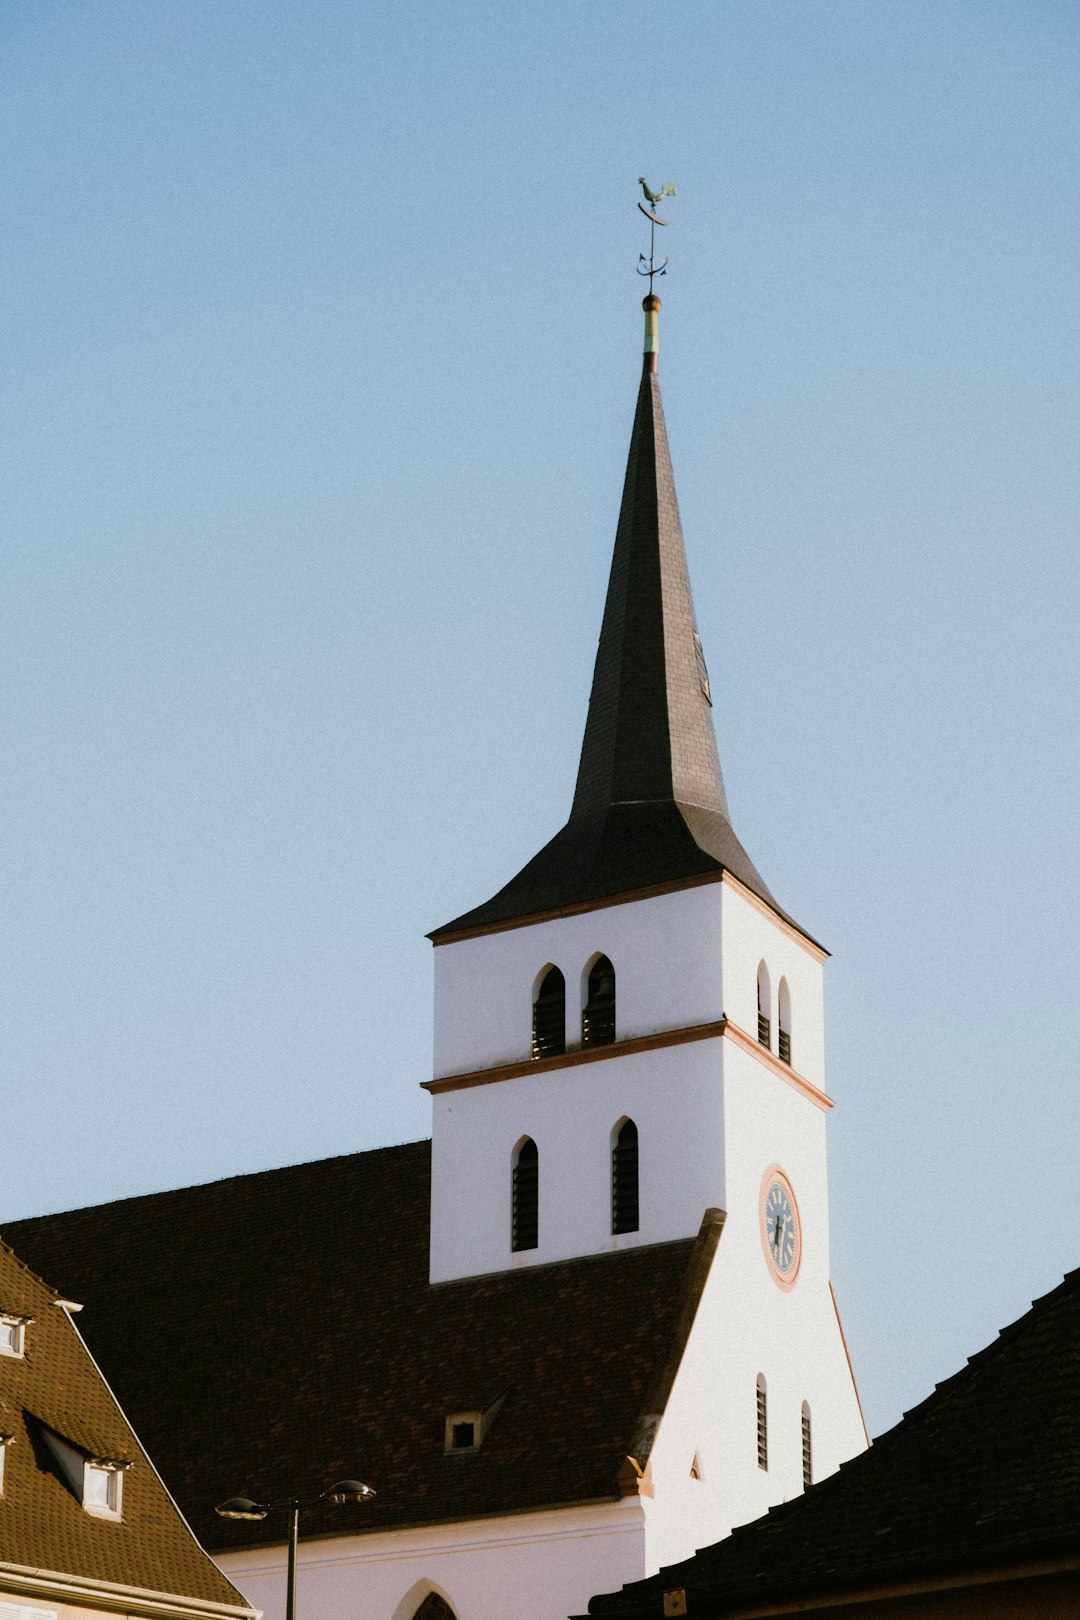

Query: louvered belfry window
[[611, 1118, 640, 1234], [582, 956, 616, 1047], [756, 1377, 768, 1470], [802, 1405, 812, 1487], [757, 964, 771, 1049], [532, 967, 566, 1059], [512, 1138, 539, 1252], [778, 978, 792, 1065]]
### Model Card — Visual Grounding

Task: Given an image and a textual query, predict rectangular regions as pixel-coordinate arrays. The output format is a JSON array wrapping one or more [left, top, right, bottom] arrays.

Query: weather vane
[[637, 177, 677, 293]]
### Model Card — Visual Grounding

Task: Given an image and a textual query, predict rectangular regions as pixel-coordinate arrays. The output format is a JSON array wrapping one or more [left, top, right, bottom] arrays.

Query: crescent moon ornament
[[636, 178, 676, 293]]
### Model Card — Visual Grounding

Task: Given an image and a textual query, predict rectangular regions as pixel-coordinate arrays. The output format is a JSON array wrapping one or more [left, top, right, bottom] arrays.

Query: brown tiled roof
[[0, 1237, 251, 1614], [583, 1267, 1080, 1617], [5, 1142, 711, 1554], [432, 361, 806, 944]]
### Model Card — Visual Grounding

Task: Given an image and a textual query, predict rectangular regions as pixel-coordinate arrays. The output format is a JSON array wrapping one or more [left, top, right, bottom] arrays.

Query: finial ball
[[642, 294, 661, 313]]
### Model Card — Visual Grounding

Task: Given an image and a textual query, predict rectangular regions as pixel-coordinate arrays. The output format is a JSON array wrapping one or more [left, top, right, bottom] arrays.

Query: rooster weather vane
[[637, 177, 677, 293]]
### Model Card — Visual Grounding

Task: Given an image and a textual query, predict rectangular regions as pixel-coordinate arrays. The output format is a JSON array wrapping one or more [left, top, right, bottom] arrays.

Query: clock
[[759, 1166, 802, 1290]]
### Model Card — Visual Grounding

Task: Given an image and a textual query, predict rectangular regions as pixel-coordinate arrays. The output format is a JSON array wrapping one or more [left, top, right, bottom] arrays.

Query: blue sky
[[2, 1, 1078, 1441]]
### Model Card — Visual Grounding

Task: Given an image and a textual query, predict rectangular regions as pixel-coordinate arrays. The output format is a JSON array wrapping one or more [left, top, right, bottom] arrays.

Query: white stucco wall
[[429, 1034, 727, 1281], [718, 881, 826, 1088], [640, 1047, 867, 1576], [433, 886, 724, 1080], [216, 1501, 646, 1620]]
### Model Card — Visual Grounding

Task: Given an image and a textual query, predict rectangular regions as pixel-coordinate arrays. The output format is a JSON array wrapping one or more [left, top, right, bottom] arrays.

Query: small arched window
[[532, 967, 565, 1059], [511, 1138, 538, 1253], [778, 978, 792, 1066], [756, 1374, 768, 1470], [801, 1401, 812, 1488], [611, 1118, 639, 1234], [582, 955, 616, 1047], [757, 963, 772, 1050]]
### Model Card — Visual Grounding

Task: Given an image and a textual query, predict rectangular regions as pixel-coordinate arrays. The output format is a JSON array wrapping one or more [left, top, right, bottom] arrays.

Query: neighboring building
[[582, 1266, 1080, 1618], [5, 288, 866, 1620], [0, 1235, 255, 1620]]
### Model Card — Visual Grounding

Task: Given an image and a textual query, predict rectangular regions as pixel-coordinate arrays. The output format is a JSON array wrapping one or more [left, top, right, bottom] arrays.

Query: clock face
[[759, 1167, 802, 1289]]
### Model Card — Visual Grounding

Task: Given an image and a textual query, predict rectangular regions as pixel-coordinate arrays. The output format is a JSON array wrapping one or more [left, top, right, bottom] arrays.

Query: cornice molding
[[0, 1562, 256, 1620], [424, 1017, 835, 1111]]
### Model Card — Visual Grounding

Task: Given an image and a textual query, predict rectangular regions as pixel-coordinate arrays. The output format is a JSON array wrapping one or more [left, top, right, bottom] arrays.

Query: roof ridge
[[1, 1138, 432, 1225], [0, 1232, 60, 1304]]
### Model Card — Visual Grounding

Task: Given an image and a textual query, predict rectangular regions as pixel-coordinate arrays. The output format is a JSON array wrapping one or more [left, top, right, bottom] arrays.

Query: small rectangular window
[[84, 1462, 122, 1516], [0, 1317, 26, 1359], [444, 1411, 481, 1453], [756, 1383, 768, 1470]]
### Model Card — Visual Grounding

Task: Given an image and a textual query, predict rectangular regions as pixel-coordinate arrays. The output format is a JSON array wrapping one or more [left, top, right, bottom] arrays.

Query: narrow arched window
[[757, 962, 771, 1050], [582, 955, 616, 1047], [756, 1374, 768, 1470], [611, 1118, 639, 1234], [532, 967, 565, 1059], [778, 978, 792, 1066], [801, 1401, 812, 1488], [511, 1138, 538, 1252]]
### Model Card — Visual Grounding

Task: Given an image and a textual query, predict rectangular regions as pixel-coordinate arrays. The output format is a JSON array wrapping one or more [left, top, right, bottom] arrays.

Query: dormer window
[[84, 1460, 123, 1516], [443, 1391, 506, 1454], [0, 1315, 29, 1358], [36, 1422, 129, 1519], [445, 1413, 479, 1452]]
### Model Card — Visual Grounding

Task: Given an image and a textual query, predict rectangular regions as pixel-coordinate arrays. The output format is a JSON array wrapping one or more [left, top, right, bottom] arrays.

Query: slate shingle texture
[[433, 363, 804, 943], [6, 1142, 702, 1555], [582, 1267, 1080, 1616], [0, 1237, 251, 1611]]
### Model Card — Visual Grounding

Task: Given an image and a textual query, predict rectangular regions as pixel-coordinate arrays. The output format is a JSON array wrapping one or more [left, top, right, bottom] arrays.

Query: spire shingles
[[432, 321, 796, 941]]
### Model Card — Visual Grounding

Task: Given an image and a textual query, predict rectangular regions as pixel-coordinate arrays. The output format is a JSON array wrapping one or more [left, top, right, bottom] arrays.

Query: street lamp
[[216, 1478, 376, 1620]]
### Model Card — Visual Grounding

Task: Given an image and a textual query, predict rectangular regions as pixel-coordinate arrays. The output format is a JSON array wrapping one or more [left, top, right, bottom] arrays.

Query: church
[[6, 270, 867, 1620]]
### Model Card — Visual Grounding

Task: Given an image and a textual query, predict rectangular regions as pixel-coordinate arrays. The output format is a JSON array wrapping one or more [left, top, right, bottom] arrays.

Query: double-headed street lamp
[[216, 1477, 376, 1620]]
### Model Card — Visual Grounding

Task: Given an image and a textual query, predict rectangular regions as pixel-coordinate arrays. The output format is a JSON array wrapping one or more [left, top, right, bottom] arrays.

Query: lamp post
[[216, 1477, 376, 1620]]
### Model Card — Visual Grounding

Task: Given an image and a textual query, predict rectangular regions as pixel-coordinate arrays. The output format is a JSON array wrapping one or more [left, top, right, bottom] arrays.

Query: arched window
[[756, 1374, 768, 1470], [801, 1401, 812, 1488], [756, 962, 771, 1050], [414, 1598, 457, 1620], [778, 978, 792, 1066], [511, 1138, 538, 1253], [582, 955, 616, 1047], [532, 967, 565, 1059], [611, 1118, 639, 1234]]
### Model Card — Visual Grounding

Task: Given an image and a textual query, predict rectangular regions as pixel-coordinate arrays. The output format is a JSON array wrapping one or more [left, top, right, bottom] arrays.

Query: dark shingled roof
[[582, 1268, 1080, 1617], [0, 1237, 251, 1613], [432, 357, 798, 942], [4, 1142, 714, 1554]]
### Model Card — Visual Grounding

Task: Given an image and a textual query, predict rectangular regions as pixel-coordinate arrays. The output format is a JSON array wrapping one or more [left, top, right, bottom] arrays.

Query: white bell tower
[[425, 289, 866, 1543]]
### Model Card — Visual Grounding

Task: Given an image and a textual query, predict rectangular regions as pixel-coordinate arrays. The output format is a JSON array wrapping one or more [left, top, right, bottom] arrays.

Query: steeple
[[433, 286, 801, 942]]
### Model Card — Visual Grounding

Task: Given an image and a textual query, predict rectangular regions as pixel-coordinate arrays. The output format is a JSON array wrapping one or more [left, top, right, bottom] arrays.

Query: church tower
[[425, 264, 866, 1546]]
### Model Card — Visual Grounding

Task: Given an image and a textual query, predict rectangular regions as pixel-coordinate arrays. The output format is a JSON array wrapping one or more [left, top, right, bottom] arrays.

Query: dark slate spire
[[571, 294, 730, 825], [432, 297, 800, 942]]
